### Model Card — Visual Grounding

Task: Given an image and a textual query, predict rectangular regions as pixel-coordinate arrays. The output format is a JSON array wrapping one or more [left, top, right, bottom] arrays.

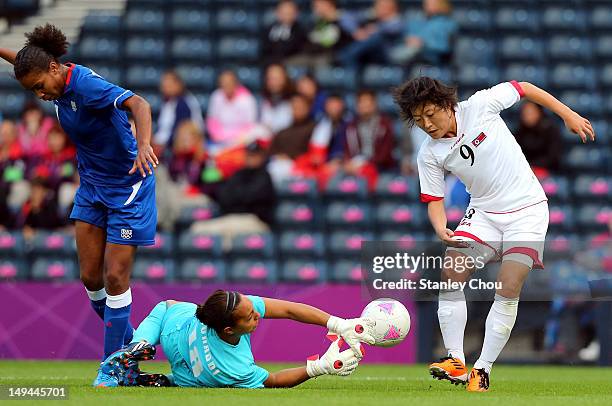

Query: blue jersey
[[174, 296, 269, 388], [54, 64, 140, 187]]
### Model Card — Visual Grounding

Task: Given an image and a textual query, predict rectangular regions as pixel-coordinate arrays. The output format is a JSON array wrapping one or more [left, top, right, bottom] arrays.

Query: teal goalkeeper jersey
[[177, 296, 269, 388]]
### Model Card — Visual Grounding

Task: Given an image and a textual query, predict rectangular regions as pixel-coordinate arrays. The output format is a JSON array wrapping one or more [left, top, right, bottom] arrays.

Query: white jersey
[[417, 81, 547, 213]]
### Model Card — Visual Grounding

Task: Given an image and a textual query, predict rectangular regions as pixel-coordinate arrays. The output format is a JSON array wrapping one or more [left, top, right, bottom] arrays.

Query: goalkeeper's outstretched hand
[[327, 316, 376, 358], [306, 335, 363, 377]]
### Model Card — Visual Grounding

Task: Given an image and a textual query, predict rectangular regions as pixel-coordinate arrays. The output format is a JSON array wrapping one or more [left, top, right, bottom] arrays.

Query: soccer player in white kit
[[393, 77, 595, 392]]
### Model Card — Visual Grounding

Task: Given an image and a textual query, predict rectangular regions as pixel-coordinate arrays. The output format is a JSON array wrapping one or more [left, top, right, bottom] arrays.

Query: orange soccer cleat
[[428, 356, 468, 385], [466, 368, 490, 392]]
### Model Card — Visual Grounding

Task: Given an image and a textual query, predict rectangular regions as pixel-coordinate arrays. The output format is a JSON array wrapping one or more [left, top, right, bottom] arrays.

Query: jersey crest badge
[[471, 132, 487, 147], [71, 100, 77, 112]]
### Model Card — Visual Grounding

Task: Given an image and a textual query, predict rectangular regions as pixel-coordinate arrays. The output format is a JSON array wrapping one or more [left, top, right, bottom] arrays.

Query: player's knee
[[105, 266, 130, 291], [80, 272, 103, 291], [441, 253, 472, 283]]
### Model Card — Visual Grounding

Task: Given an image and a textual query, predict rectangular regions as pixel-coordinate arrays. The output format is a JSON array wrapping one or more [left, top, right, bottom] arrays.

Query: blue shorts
[[70, 175, 157, 246]]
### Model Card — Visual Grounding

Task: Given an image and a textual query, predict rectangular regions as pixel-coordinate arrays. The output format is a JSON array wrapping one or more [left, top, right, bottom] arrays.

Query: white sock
[[106, 288, 132, 309], [86, 287, 107, 301], [474, 294, 519, 374], [437, 289, 467, 364]]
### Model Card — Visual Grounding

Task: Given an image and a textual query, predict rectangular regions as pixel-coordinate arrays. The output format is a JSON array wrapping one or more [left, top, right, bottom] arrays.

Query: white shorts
[[448, 200, 549, 270]]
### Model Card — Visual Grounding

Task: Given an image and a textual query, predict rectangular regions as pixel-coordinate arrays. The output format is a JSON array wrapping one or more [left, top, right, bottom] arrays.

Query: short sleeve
[[76, 70, 134, 110], [233, 364, 270, 389], [417, 147, 445, 203], [247, 295, 266, 318], [468, 81, 524, 116]]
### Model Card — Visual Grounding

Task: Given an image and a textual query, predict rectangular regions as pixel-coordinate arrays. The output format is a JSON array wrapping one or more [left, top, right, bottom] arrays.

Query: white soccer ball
[[360, 298, 411, 347]]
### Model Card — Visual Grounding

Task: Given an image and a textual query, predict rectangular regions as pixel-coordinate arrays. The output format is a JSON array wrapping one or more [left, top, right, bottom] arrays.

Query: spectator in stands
[[337, 0, 403, 67], [0, 119, 29, 211], [514, 101, 562, 178], [259, 64, 295, 137], [17, 100, 55, 158], [267, 94, 317, 185], [168, 120, 210, 194], [389, 0, 457, 66], [206, 70, 258, 153], [27, 125, 76, 192], [17, 177, 65, 240], [296, 74, 327, 121], [154, 70, 204, 156], [261, 0, 306, 64]]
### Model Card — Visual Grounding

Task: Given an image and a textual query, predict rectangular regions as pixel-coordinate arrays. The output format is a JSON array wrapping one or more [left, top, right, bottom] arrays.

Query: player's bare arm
[[427, 199, 467, 248], [123, 95, 159, 177], [519, 82, 595, 143], [0, 47, 17, 65]]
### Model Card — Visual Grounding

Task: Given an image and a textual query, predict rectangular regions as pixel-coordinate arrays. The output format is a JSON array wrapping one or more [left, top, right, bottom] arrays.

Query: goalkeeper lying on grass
[[94, 290, 375, 388]]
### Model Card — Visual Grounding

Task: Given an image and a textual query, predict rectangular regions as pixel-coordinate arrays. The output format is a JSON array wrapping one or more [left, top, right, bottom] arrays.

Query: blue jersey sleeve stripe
[[114, 90, 133, 109]]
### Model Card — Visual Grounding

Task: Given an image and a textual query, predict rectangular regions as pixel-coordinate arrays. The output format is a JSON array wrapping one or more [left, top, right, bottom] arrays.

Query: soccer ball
[[360, 298, 410, 347]]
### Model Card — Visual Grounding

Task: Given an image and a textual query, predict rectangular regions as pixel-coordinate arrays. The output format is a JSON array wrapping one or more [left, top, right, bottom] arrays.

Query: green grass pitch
[[1, 361, 611, 406]]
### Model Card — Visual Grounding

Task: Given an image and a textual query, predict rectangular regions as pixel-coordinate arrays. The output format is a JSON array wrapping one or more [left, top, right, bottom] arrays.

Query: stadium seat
[[445, 205, 467, 229], [277, 178, 318, 200], [87, 65, 122, 86], [502, 64, 548, 88], [178, 259, 226, 282], [377, 231, 433, 249], [409, 65, 453, 84], [217, 36, 259, 61], [544, 233, 579, 261], [377, 92, 398, 115], [229, 233, 275, 258], [599, 64, 612, 88], [0, 231, 24, 257], [590, 6, 612, 30], [325, 202, 372, 229], [81, 12, 122, 34], [549, 260, 591, 296], [192, 93, 210, 113], [550, 65, 596, 90], [137, 232, 174, 257], [0, 92, 25, 117], [362, 65, 405, 89], [171, 37, 213, 61], [498, 37, 544, 62], [374, 202, 425, 229], [559, 91, 603, 117], [124, 7, 165, 33], [234, 66, 262, 92], [170, 8, 211, 33], [228, 259, 277, 283], [131, 90, 162, 116], [453, 7, 491, 33], [176, 202, 220, 231], [547, 205, 575, 232], [280, 259, 327, 283], [547, 36, 593, 61], [78, 36, 121, 61], [457, 65, 499, 88], [175, 65, 217, 91], [278, 231, 325, 257], [177, 232, 223, 257], [540, 176, 571, 203], [132, 259, 175, 282], [374, 173, 419, 202], [216, 8, 260, 32], [314, 66, 357, 91], [275, 201, 319, 229], [31, 259, 77, 281], [0, 259, 26, 281], [125, 36, 166, 61], [30, 231, 75, 256], [494, 8, 539, 32], [454, 37, 495, 65], [329, 259, 363, 283], [573, 176, 611, 202], [125, 65, 164, 89], [565, 146, 608, 173], [542, 6, 586, 32], [575, 204, 611, 231], [328, 231, 374, 257], [324, 175, 368, 200]]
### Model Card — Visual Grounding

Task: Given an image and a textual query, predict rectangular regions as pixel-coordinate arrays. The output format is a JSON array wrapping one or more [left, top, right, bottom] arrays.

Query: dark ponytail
[[195, 290, 242, 335], [14, 24, 69, 80]]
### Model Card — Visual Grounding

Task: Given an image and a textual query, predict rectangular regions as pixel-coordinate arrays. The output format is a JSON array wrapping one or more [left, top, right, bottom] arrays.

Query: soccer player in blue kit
[[96, 290, 376, 388], [0, 24, 158, 385]]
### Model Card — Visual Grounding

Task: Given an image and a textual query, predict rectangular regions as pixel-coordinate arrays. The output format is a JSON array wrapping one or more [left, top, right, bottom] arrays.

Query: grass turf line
[[0, 361, 611, 406]]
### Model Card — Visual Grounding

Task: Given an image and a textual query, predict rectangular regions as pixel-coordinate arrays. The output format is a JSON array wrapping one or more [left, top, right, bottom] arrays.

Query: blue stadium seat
[[0, 259, 26, 281], [377, 231, 432, 248], [125, 36, 166, 61], [280, 259, 327, 283], [124, 7, 165, 32], [177, 232, 223, 257], [235, 66, 262, 92], [494, 8, 539, 32], [573, 176, 611, 201], [540, 176, 571, 203], [550, 65, 596, 90], [599, 64, 612, 88], [374, 173, 419, 201], [278, 231, 325, 257], [362, 65, 405, 89], [445, 205, 467, 229], [170, 8, 211, 33], [326, 202, 372, 229], [565, 146, 608, 172], [547, 205, 575, 232], [0, 92, 26, 117], [87, 65, 122, 86], [542, 6, 586, 32], [275, 201, 318, 229], [175, 65, 216, 91], [457, 65, 499, 88], [594, 36, 612, 60], [498, 37, 544, 62], [502, 64, 548, 88], [329, 259, 363, 283], [0, 231, 24, 257], [217, 36, 259, 61], [216, 8, 260, 32], [277, 178, 318, 200], [544, 233, 579, 261], [31, 231, 75, 256], [137, 232, 174, 257], [375, 202, 424, 229], [454, 37, 495, 65], [315, 66, 357, 91], [548, 36, 593, 61], [78, 36, 121, 61], [82, 12, 122, 34], [559, 91, 603, 116], [132, 90, 162, 116], [125, 65, 163, 89], [176, 202, 220, 230], [328, 231, 374, 257], [453, 7, 491, 33], [171, 37, 213, 61], [31, 259, 77, 281], [193, 93, 210, 112], [324, 175, 368, 200], [230, 233, 275, 258], [409, 65, 454, 84], [228, 259, 277, 283], [590, 6, 612, 30], [178, 259, 226, 282], [377, 92, 398, 115], [576, 204, 610, 231], [132, 259, 175, 282]]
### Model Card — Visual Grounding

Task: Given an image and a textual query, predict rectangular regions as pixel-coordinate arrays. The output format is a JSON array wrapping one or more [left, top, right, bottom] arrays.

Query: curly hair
[[392, 76, 458, 127], [14, 24, 69, 80]]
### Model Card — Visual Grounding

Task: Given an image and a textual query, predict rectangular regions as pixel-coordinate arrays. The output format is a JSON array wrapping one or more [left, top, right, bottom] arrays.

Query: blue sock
[[89, 294, 134, 346], [103, 289, 133, 359]]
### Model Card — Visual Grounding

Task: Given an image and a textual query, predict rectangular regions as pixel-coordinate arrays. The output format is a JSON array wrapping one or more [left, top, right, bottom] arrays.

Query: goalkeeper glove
[[327, 316, 376, 358], [306, 335, 363, 378]]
